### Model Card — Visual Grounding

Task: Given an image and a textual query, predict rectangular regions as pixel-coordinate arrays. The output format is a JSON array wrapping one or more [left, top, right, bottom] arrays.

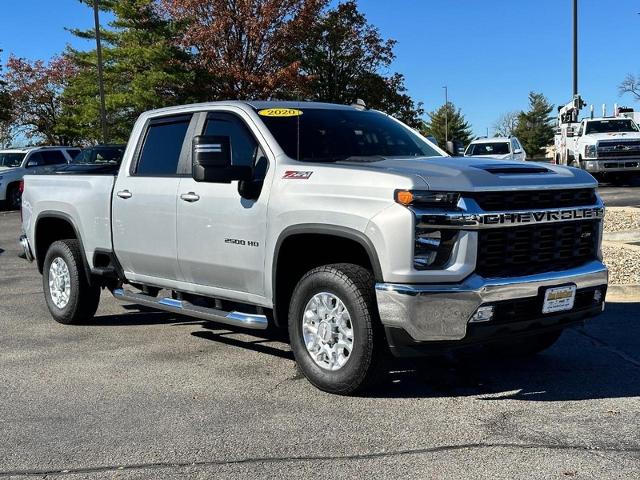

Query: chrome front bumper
[[583, 159, 640, 173], [375, 261, 608, 342]]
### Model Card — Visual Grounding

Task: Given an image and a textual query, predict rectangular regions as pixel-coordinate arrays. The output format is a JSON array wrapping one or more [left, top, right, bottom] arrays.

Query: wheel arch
[[271, 224, 382, 328], [34, 211, 91, 282]]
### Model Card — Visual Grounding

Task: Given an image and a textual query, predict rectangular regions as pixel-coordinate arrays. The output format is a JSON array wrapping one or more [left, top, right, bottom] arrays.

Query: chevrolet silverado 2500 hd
[[19, 101, 608, 394]]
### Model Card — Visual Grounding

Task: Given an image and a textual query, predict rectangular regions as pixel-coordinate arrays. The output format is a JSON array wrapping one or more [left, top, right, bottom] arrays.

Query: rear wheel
[[288, 263, 385, 395], [7, 183, 21, 210], [43, 239, 101, 324]]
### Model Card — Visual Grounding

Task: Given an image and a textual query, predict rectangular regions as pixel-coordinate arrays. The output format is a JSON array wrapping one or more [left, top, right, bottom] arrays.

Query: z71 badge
[[283, 171, 313, 179]]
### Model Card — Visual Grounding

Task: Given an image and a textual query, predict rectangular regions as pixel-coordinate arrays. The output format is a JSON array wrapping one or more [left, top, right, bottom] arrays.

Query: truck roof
[[143, 100, 363, 118], [0, 146, 77, 154], [469, 137, 513, 144]]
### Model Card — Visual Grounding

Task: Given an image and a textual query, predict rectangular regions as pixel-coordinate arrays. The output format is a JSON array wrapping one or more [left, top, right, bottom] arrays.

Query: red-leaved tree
[[4, 55, 77, 144], [161, 0, 326, 100]]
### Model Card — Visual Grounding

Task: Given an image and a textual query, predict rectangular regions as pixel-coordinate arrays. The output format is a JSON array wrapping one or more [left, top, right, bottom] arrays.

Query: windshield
[[0, 152, 26, 168], [585, 120, 639, 134], [257, 108, 442, 162], [72, 146, 125, 165], [466, 142, 511, 156]]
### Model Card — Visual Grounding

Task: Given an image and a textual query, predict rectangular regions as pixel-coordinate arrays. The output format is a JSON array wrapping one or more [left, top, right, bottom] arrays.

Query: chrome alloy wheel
[[302, 292, 354, 371], [48, 257, 71, 309]]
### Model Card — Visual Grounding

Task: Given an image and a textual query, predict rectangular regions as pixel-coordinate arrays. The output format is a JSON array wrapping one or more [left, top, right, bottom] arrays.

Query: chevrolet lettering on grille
[[418, 206, 605, 230]]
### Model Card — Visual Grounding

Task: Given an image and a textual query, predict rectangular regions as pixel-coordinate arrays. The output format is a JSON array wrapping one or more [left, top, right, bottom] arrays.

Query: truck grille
[[469, 188, 596, 211], [598, 140, 640, 158], [477, 220, 598, 277]]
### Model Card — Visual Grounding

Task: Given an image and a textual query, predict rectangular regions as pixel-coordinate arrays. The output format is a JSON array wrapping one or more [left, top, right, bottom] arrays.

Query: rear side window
[[42, 150, 67, 165], [136, 116, 191, 176]]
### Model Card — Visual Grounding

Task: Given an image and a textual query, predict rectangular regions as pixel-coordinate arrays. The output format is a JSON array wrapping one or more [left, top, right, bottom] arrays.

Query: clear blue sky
[[1, 0, 639, 135]]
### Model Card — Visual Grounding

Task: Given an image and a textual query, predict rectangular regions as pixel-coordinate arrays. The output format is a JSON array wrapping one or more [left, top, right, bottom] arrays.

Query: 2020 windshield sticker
[[283, 171, 313, 179], [258, 108, 303, 118]]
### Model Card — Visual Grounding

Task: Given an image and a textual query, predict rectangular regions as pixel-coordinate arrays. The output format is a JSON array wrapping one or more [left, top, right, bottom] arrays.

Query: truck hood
[[337, 156, 596, 191], [585, 132, 640, 143]]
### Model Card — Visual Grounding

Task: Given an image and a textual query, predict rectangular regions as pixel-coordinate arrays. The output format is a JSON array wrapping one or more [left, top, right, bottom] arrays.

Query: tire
[[486, 329, 563, 358], [43, 239, 101, 324], [288, 263, 385, 395], [7, 183, 21, 210]]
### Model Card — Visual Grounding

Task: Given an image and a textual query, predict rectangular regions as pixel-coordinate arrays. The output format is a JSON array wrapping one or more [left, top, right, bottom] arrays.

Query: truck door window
[[135, 115, 191, 176], [204, 113, 259, 167], [41, 150, 67, 165]]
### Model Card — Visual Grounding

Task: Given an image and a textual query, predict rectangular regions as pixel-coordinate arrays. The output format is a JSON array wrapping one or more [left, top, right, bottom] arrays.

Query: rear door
[[176, 110, 270, 297], [112, 114, 193, 284]]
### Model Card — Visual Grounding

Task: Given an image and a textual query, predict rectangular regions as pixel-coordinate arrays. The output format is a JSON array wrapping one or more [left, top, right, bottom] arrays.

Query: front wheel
[[43, 239, 101, 324], [288, 264, 385, 395]]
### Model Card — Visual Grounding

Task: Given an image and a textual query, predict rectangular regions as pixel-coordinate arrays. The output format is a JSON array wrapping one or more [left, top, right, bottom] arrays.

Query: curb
[[607, 284, 640, 302], [603, 230, 640, 243]]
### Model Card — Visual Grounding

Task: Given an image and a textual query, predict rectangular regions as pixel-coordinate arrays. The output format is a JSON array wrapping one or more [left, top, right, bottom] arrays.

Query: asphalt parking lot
[[1, 210, 639, 479]]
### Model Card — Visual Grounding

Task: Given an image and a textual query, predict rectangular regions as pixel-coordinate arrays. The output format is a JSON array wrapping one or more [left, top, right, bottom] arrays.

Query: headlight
[[414, 228, 458, 270], [395, 190, 460, 209], [584, 145, 597, 158]]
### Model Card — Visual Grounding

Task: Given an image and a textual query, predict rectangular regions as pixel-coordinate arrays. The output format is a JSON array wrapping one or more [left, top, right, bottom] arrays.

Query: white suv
[[464, 136, 527, 161], [0, 146, 80, 209]]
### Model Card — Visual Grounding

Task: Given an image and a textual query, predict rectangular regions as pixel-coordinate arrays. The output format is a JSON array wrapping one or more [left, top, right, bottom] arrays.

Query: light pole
[[443, 86, 449, 144], [93, 0, 108, 143], [573, 0, 578, 96]]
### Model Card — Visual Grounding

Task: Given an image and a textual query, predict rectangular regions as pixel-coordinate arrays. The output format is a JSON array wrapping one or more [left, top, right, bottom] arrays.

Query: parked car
[[54, 144, 126, 175], [0, 146, 80, 209], [465, 136, 527, 161], [20, 101, 607, 394]]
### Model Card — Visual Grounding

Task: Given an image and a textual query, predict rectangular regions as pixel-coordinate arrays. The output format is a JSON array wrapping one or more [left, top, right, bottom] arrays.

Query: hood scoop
[[474, 163, 552, 175]]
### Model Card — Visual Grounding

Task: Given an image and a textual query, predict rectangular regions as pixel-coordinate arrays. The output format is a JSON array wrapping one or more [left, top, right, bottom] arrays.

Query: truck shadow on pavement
[[93, 301, 640, 401]]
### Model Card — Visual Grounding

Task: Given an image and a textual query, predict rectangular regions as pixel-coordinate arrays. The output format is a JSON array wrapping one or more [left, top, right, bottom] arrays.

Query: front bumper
[[582, 159, 640, 173], [375, 260, 608, 344]]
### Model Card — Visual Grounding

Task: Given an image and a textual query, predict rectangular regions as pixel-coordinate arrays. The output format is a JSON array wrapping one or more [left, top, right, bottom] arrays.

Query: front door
[[176, 111, 270, 297], [112, 114, 193, 284]]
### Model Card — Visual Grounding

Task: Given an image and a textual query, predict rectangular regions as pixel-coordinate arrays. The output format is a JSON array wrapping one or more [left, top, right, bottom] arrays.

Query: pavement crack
[[2, 442, 640, 478]]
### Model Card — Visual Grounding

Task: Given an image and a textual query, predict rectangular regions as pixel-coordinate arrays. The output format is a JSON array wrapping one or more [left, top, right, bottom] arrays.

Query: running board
[[112, 288, 268, 330]]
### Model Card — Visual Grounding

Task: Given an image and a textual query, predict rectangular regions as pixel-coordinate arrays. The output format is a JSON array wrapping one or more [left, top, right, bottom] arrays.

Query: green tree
[[61, 0, 196, 143], [0, 50, 14, 146], [296, 1, 423, 127], [421, 102, 473, 150], [514, 92, 554, 158]]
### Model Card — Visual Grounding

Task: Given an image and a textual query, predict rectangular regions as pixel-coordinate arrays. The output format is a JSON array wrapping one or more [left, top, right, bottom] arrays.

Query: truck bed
[[22, 174, 116, 270]]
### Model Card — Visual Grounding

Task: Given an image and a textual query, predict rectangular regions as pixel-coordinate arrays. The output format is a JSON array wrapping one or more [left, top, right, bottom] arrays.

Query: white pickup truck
[[0, 146, 80, 209], [20, 101, 608, 394], [557, 117, 640, 182]]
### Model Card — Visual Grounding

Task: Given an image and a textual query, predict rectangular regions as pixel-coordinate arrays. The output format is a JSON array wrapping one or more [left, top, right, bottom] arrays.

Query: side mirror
[[514, 149, 523, 154], [192, 135, 252, 183], [26, 159, 42, 168]]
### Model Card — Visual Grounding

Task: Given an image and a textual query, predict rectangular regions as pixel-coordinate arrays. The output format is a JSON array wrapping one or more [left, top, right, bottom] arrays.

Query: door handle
[[180, 192, 200, 203], [117, 190, 132, 199]]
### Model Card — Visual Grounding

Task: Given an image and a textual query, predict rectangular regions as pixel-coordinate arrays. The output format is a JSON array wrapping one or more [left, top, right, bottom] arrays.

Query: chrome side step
[[112, 288, 268, 330]]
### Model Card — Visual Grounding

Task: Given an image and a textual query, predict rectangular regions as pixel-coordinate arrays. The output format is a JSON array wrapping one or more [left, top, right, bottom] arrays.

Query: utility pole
[[443, 86, 449, 143], [93, 0, 108, 143], [573, 0, 578, 97]]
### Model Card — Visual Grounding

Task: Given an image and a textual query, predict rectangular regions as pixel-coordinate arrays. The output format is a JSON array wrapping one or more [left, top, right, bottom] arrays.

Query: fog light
[[593, 289, 603, 303], [470, 306, 495, 323]]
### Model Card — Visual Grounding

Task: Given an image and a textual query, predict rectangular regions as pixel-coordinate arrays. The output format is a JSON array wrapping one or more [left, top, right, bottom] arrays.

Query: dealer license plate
[[542, 285, 577, 314]]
